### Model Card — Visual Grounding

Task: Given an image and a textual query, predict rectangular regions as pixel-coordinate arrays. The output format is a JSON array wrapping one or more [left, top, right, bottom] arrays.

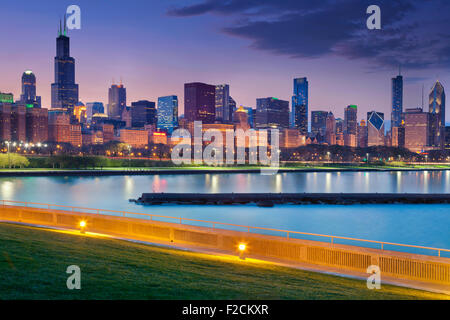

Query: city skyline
[[1, 1, 449, 122]]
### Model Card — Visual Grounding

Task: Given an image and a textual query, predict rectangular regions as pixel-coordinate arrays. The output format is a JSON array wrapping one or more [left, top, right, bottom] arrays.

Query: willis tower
[[51, 17, 79, 112]]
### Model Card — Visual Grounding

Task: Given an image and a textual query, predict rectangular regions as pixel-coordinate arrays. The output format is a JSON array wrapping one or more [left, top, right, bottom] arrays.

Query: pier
[[135, 192, 450, 206]]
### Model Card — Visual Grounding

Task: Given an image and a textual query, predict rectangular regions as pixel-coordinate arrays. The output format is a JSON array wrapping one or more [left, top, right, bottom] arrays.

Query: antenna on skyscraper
[[59, 18, 62, 36], [421, 84, 424, 109], [398, 65, 401, 76], [120, 76, 123, 86], [63, 14, 67, 36]]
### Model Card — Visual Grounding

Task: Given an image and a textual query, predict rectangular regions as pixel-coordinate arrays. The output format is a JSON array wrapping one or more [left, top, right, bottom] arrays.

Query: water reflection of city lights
[[325, 173, 332, 193], [1, 181, 14, 198], [211, 175, 219, 193], [124, 176, 134, 194], [275, 174, 282, 193]]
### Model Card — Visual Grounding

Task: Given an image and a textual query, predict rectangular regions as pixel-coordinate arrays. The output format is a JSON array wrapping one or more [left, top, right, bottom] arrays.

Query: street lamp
[[238, 243, 246, 260], [5, 141, 11, 169], [79, 220, 87, 234], [128, 145, 132, 169]]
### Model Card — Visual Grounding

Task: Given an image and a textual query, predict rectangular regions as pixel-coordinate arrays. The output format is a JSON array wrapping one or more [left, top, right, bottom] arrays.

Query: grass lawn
[[0, 223, 448, 300]]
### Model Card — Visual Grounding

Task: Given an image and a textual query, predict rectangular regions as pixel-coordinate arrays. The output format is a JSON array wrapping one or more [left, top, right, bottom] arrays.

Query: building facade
[[184, 82, 216, 124], [344, 105, 358, 135], [26, 108, 48, 143], [391, 74, 403, 128], [215, 84, 230, 123], [20, 70, 41, 108], [367, 111, 385, 146], [108, 84, 126, 119], [157, 95, 178, 134], [131, 100, 156, 128], [311, 111, 328, 140], [292, 77, 308, 134], [429, 80, 446, 148], [404, 108, 433, 152], [255, 97, 289, 129]]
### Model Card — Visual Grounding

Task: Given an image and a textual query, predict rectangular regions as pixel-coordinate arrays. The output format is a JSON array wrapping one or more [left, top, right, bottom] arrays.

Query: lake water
[[0, 171, 449, 255]]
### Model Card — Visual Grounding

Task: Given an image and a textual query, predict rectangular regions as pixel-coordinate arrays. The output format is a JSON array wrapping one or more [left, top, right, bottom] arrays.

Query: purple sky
[[0, 0, 449, 122]]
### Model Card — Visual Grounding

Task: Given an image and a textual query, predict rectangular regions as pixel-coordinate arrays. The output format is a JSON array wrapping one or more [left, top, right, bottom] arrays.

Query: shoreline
[[0, 166, 449, 177]]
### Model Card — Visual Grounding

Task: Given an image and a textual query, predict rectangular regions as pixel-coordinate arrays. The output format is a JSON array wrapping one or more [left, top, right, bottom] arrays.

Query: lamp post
[[5, 141, 11, 169], [128, 145, 132, 169]]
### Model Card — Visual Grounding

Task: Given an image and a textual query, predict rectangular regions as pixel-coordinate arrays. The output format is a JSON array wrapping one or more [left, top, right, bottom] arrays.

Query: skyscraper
[[108, 84, 126, 119], [404, 108, 433, 152], [429, 80, 446, 148], [358, 120, 368, 148], [215, 84, 230, 123], [184, 82, 216, 124], [344, 105, 358, 135], [391, 73, 403, 128], [325, 112, 336, 145], [131, 100, 156, 128], [20, 70, 41, 108], [292, 77, 308, 134], [255, 97, 289, 129], [311, 111, 328, 139], [367, 111, 385, 146], [157, 95, 178, 134], [51, 19, 79, 112]]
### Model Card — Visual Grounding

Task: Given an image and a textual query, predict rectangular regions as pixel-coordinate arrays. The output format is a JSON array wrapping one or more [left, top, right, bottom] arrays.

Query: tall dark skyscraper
[[255, 97, 289, 129], [51, 19, 79, 111], [184, 82, 216, 124], [108, 83, 127, 119], [20, 70, 41, 108], [391, 73, 403, 128], [429, 80, 446, 148], [131, 100, 156, 128], [292, 77, 308, 134]]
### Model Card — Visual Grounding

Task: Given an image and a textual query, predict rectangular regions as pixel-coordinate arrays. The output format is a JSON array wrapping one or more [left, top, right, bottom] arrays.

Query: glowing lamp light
[[238, 243, 247, 260], [79, 220, 87, 233]]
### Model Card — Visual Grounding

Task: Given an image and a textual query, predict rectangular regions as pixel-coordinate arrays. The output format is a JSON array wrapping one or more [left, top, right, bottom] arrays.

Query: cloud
[[168, 0, 450, 70]]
